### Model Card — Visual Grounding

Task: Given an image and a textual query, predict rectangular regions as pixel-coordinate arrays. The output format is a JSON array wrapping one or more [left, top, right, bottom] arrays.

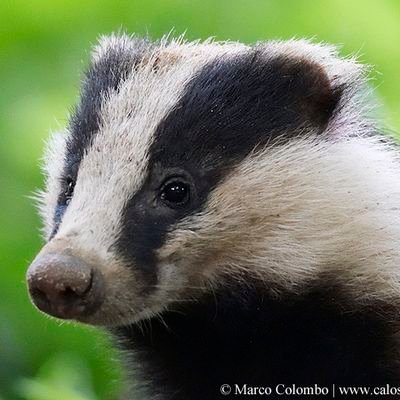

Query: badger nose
[[27, 253, 104, 320]]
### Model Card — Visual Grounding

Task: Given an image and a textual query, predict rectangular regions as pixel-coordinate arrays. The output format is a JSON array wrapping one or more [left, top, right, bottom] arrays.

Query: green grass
[[1, 0, 399, 398]]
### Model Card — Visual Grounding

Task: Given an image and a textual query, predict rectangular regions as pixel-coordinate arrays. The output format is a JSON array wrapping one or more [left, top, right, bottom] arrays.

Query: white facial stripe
[[54, 39, 248, 262]]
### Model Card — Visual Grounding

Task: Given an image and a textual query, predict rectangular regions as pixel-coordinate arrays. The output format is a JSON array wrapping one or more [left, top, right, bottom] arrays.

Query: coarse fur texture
[[29, 34, 400, 399]]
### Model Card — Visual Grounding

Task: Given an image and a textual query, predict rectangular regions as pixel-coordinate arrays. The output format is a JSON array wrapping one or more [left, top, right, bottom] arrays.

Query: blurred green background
[[1, 0, 399, 399]]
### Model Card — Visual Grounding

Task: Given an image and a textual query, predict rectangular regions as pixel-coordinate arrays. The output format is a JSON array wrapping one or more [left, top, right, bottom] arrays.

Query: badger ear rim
[[275, 56, 343, 129], [299, 59, 342, 127]]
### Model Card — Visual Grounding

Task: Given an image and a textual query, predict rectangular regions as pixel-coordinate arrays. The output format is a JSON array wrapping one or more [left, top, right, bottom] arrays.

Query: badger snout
[[27, 252, 105, 320]]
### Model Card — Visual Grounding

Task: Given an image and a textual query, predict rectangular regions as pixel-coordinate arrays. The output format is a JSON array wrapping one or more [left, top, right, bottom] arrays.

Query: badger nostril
[[30, 287, 51, 310], [26, 253, 104, 320], [63, 286, 80, 301], [58, 274, 93, 304]]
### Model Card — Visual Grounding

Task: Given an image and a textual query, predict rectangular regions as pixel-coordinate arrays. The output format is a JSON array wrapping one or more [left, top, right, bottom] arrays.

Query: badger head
[[27, 34, 397, 327]]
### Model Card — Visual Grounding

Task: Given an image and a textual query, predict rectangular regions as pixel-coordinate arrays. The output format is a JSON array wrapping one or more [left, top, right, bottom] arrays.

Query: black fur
[[117, 49, 341, 280], [114, 280, 399, 400]]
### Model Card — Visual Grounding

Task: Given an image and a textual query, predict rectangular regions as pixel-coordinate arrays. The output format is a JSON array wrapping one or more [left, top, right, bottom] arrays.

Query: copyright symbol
[[220, 384, 232, 395]]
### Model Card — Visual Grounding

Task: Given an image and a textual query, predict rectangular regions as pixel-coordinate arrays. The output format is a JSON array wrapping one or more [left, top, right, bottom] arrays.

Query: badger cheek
[[157, 233, 217, 283], [75, 264, 148, 326], [78, 260, 178, 327], [156, 241, 212, 300]]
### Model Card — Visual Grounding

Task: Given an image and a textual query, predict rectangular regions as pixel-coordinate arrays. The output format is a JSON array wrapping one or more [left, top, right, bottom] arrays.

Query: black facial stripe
[[51, 39, 152, 236], [116, 48, 342, 281]]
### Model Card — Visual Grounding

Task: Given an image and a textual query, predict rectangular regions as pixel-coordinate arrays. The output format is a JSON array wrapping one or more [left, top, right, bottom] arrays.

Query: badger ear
[[270, 55, 342, 128], [258, 39, 363, 131], [90, 33, 150, 68]]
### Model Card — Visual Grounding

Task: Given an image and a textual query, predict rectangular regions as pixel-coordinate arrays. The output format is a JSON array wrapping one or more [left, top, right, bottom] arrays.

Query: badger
[[26, 34, 400, 399]]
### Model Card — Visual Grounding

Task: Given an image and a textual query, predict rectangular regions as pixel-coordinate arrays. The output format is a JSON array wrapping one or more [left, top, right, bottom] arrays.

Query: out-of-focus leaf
[[15, 354, 98, 400]]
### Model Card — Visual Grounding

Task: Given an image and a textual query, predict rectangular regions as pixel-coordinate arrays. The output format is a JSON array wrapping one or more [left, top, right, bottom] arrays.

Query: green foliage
[[15, 354, 97, 400], [1, 1, 399, 399]]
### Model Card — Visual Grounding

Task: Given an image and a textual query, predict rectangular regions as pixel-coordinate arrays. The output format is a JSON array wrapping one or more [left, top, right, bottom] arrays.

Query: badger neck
[[112, 278, 398, 400]]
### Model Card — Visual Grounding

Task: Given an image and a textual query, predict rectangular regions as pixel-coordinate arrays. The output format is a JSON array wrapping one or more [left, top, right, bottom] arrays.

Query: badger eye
[[64, 177, 75, 205], [160, 180, 190, 207]]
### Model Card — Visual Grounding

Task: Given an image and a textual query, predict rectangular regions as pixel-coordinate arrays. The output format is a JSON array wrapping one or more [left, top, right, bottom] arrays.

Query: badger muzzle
[[26, 248, 105, 320]]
